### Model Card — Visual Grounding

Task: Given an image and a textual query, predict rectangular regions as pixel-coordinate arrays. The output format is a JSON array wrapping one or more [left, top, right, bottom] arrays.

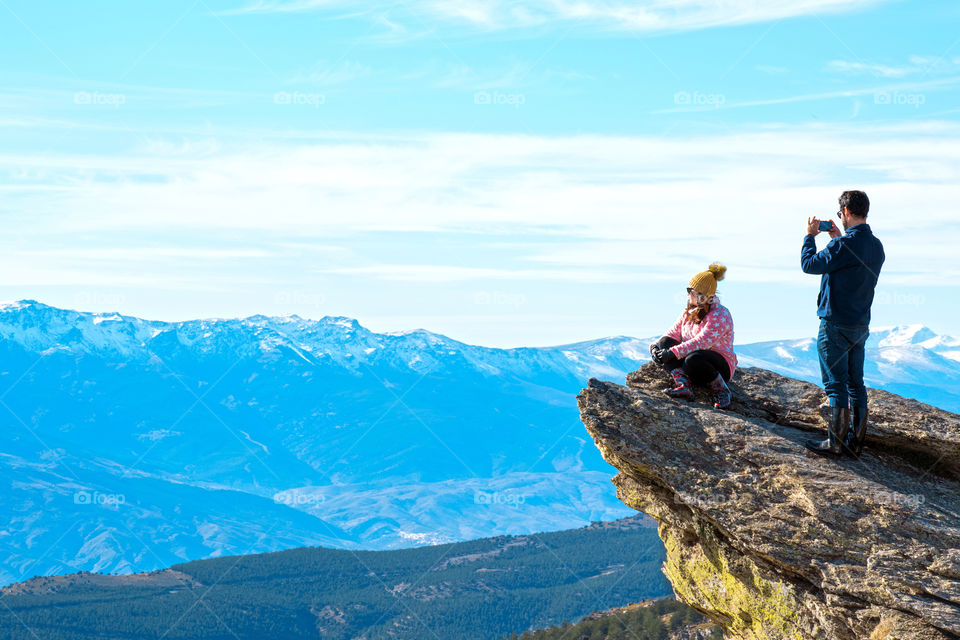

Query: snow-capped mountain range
[[737, 324, 960, 410], [0, 300, 955, 585]]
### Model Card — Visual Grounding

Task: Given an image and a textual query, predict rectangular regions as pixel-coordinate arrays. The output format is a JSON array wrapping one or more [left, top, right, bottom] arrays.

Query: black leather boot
[[844, 406, 869, 459], [805, 406, 849, 457]]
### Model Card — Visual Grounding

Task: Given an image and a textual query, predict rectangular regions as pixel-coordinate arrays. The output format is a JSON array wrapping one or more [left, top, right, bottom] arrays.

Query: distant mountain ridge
[[0, 300, 649, 586], [736, 323, 960, 411], [0, 300, 955, 585], [0, 299, 649, 378]]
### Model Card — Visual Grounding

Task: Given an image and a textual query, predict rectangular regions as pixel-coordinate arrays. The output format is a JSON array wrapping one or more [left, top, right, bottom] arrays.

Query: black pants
[[653, 336, 731, 386]]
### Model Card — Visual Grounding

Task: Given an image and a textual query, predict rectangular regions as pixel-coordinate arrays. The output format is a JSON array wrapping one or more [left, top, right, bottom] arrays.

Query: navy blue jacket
[[801, 223, 885, 325]]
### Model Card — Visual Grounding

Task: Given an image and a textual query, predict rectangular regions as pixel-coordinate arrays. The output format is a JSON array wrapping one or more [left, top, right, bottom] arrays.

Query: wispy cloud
[[220, 0, 891, 33], [1, 121, 957, 343], [316, 264, 643, 283], [281, 57, 572, 92], [398, 59, 537, 90], [288, 60, 375, 85], [827, 60, 916, 78], [655, 74, 960, 113], [827, 55, 960, 78], [755, 64, 789, 75], [2, 122, 959, 290], [219, 0, 347, 14]]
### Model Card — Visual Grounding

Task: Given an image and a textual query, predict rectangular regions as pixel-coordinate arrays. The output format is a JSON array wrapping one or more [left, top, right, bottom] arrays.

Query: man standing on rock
[[801, 190, 885, 458]]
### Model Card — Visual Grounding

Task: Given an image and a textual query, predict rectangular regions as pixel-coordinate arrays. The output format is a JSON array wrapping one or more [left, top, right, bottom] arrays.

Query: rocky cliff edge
[[578, 364, 960, 640]]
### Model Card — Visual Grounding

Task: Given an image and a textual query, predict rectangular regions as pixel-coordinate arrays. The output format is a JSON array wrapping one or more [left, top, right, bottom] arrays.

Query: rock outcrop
[[579, 364, 960, 640]]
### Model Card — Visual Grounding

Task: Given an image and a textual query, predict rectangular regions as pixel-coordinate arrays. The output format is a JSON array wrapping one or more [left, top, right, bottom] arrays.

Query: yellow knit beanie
[[688, 262, 727, 298]]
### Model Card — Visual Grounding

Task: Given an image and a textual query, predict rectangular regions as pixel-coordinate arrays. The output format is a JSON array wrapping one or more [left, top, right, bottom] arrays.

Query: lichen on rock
[[579, 364, 960, 640]]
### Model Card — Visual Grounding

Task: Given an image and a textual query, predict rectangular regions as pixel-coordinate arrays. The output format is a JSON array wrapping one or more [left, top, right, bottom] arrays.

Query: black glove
[[650, 345, 665, 365]]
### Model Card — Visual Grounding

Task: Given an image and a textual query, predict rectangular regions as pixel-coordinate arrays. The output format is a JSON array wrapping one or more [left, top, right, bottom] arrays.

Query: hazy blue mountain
[[0, 301, 647, 585], [0, 300, 955, 585]]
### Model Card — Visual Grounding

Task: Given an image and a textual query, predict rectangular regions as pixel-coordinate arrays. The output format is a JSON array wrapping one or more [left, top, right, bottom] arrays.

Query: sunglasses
[[837, 209, 844, 219]]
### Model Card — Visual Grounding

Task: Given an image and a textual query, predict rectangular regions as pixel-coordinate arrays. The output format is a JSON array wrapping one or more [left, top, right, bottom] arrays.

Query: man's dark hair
[[839, 190, 870, 218]]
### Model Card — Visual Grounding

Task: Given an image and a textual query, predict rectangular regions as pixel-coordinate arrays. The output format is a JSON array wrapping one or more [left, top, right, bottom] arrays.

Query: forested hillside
[[0, 517, 670, 640]]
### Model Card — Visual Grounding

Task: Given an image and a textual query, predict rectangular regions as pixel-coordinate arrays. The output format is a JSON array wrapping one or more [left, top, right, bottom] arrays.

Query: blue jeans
[[817, 319, 869, 409]]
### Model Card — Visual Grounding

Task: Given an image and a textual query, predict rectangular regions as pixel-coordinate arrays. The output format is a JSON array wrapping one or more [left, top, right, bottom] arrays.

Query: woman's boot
[[708, 374, 732, 409], [664, 368, 694, 400]]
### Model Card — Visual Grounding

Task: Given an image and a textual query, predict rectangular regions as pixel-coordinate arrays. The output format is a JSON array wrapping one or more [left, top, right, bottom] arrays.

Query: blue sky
[[1, 0, 958, 346]]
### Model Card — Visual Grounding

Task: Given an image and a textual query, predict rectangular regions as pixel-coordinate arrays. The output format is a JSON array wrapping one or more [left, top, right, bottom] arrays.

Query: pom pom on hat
[[708, 262, 727, 282]]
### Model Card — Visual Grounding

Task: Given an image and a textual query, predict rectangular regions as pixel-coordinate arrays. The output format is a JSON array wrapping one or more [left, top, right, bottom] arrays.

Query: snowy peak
[[0, 299, 161, 356], [0, 302, 384, 363], [0, 299, 47, 312], [319, 315, 362, 329], [737, 324, 960, 412], [865, 325, 960, 367], [871, 324, 940, 348]]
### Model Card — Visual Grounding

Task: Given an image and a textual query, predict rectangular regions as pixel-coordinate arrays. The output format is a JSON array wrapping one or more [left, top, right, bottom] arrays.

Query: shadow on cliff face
[[580, 363, 960, 640]]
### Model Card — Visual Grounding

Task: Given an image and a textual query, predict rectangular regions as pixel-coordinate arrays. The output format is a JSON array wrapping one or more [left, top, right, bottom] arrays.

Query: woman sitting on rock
[[649, 263, 737, 409]]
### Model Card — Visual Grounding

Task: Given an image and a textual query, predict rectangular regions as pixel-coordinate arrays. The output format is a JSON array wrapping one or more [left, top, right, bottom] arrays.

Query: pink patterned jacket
[[665, 302, 737, 377]]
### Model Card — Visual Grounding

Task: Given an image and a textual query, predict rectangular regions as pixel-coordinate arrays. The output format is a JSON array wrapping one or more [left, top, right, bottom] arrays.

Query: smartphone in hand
[[818, 220, 834, 232]]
